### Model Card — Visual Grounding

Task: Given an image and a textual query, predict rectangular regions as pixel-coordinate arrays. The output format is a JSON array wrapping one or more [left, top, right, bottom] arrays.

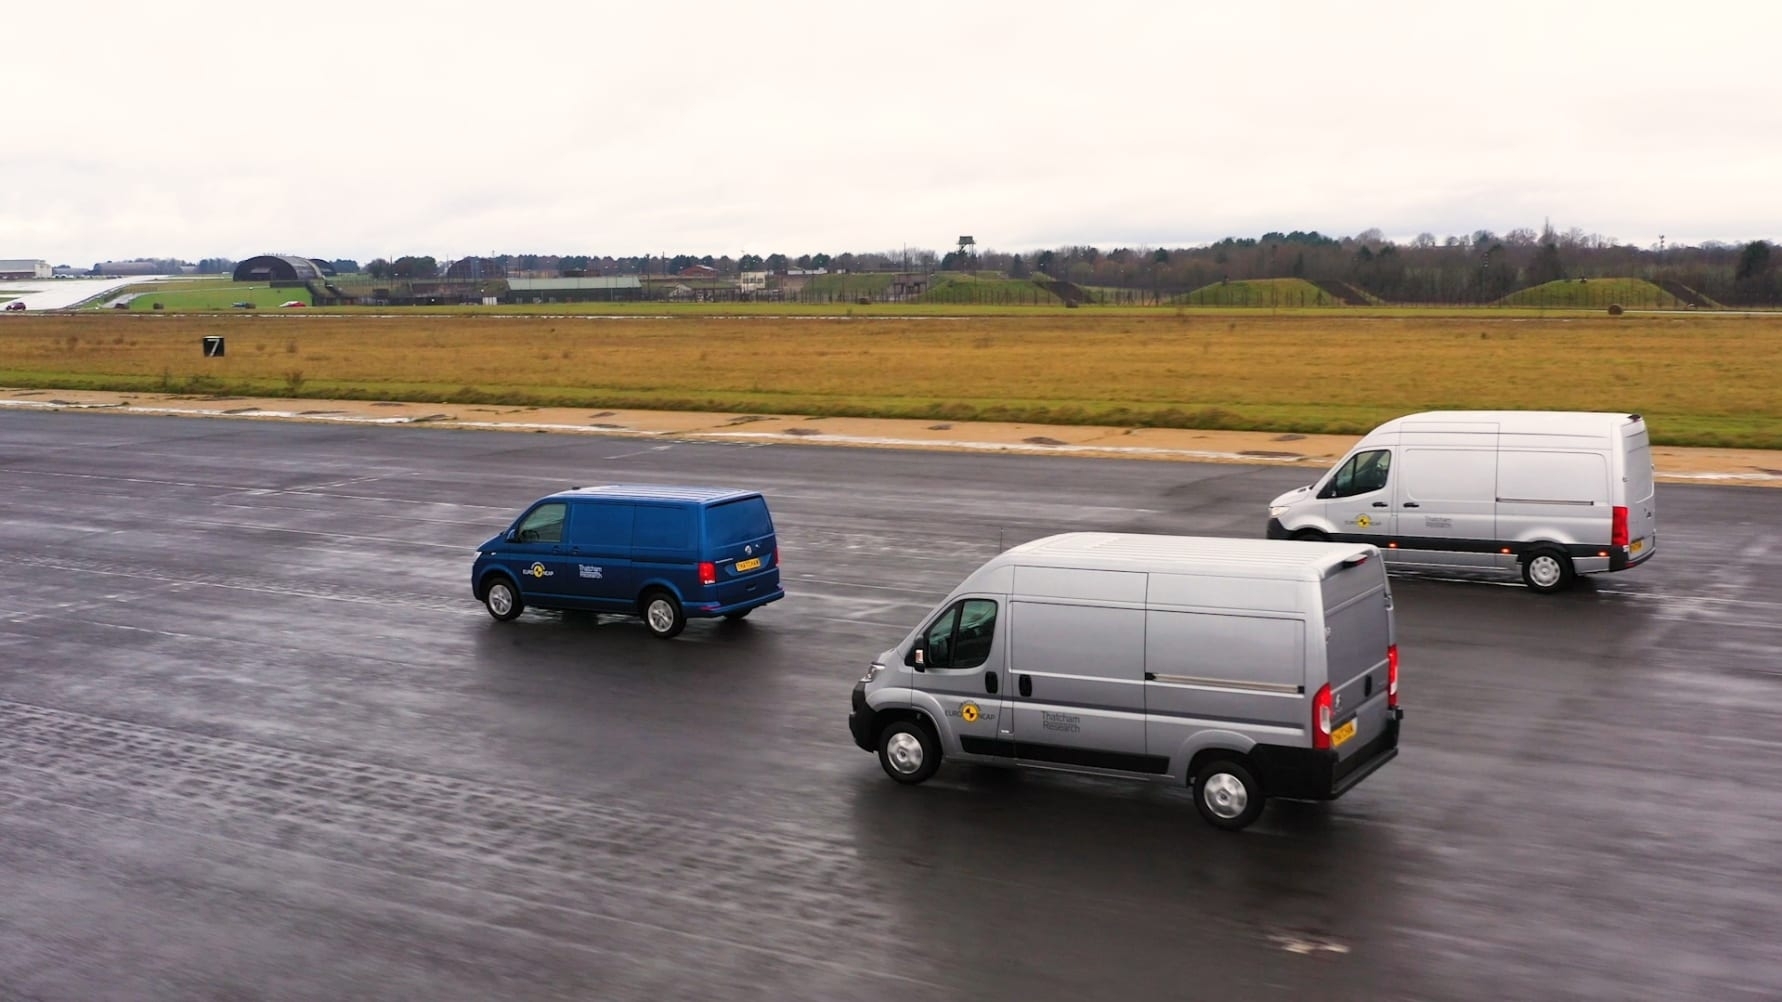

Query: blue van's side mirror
[[505, 528, 519, 543]]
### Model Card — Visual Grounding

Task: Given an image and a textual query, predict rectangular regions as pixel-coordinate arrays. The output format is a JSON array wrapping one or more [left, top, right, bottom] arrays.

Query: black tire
[[1293, 529, 1330, 542], [877, 719, 940, 785], [482, 577, 523, 622], [640, 589, 686, 639], [1521, 548, 1575, 594], [723, 608, 752, 621], [1194, 758, 1265, 831]]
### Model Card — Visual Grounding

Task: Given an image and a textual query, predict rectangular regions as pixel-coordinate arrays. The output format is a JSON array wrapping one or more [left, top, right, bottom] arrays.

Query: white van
[[848, 533, 1402, 831], [1266, 411, 1656, 592]]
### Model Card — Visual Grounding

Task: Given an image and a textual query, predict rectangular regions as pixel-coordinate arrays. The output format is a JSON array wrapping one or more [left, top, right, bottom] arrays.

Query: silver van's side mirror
[[908, 646, 926, 671]]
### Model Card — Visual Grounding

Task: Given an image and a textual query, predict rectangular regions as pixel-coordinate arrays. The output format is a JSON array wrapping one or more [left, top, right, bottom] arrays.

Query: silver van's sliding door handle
[[1402, 502, 1420, 508], [1371, 501, 1389, 507]]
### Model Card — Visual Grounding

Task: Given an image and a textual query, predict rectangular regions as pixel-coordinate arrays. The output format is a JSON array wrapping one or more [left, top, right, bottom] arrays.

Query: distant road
[[0, 275, 174, 310]]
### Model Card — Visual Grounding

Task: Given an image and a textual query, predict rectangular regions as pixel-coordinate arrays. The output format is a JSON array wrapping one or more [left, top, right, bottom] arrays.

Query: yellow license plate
[[734, 557, 762, 572], [1629, 539, 1644, 555], [1331, 719, 1357, 747]]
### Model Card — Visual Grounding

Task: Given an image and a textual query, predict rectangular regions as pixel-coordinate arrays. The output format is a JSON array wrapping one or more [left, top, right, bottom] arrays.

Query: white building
[[0, 259, 52, 280]]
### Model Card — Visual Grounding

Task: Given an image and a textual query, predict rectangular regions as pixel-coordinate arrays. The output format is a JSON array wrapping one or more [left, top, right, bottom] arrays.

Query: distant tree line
[[164, 226, 1782, 305]]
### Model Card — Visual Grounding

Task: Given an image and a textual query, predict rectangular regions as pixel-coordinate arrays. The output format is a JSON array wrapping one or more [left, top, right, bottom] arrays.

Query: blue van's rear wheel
[[641, 590, 686, 639], [483, 578, 523, 622]]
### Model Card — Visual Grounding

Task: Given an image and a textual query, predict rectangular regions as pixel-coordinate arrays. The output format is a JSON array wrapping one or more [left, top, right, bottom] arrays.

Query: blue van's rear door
[[704, 495, 780, 604]]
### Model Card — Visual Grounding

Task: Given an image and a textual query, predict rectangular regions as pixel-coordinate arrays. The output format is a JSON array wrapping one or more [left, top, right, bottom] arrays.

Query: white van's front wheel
[[1521, 550, 1575, 594], [1194, 759, 1264, 830]]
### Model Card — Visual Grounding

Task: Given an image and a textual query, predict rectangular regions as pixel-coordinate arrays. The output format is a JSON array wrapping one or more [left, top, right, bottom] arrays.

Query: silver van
[[847, 533, 1402, 830], [1266, 411, 1657, 593]]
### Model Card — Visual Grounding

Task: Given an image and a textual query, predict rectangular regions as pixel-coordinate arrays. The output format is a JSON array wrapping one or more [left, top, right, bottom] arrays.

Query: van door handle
[[1402, 502, 1421, 508], [1371, 501, 1389, 507], [1018, 674, 1032, 698], [984, 673, 999, 695]]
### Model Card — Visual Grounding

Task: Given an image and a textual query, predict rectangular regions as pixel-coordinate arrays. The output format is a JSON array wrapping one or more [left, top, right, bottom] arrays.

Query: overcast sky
[[6, 0, 1779, 265]]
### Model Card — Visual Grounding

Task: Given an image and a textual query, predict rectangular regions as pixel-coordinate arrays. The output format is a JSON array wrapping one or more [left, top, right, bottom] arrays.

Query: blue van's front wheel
[[483, 578, 523, 622], [641, 590, 686, 639]]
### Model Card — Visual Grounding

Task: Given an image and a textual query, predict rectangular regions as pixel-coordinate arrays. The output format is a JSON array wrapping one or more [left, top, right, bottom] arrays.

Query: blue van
[[471, 485, 784, 638]]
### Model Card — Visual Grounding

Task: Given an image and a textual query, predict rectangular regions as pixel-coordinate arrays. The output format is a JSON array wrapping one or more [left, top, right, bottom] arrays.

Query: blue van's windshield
[[707, 497, 774, 545]]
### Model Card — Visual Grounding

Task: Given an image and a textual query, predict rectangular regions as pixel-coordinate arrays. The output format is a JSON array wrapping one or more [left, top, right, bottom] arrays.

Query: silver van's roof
[[995, 533, 1374, 581]]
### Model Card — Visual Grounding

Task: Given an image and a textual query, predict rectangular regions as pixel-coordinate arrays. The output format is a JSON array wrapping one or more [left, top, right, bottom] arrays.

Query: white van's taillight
[[1312, 683, 1333, 750], [1612, 505, 1629, 547], [698, 561, 717, 586], [1387, 644, 1400, 709]]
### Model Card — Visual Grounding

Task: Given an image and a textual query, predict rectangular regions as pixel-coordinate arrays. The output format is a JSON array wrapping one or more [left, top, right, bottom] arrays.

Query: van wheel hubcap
[[1203, 773, 1248, 818], [488, 587, 513, 616], [647, 600, 676, 633], [1529, 556, 1563, 587], [886, 732, 924, 774]]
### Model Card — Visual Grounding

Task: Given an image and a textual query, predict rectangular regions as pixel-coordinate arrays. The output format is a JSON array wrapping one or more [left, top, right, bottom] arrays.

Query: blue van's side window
[[515, 503, 567, 543], [634, 506, 691, 549], [706, 497, 774, 545], [569, 502, 634, 545]]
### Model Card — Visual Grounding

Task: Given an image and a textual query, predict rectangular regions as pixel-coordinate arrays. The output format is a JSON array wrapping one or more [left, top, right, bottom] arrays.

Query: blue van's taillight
[[772, 547, 779, 567], [698, 561, 717, 586]]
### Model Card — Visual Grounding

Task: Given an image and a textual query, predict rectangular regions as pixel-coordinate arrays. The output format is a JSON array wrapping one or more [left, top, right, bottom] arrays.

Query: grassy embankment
[[3, 310, 1779, 448], [110, 279, 312, 311]]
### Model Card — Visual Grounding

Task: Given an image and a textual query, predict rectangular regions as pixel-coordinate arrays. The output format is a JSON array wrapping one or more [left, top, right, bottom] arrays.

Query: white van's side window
[[1325, 449, 1392, 498], [1498, 451, 1608, 503]]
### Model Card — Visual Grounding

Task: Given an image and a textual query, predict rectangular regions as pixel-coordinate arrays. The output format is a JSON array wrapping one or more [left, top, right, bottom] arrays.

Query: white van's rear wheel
[[1194, 759, 1264, 831], [483, 578, 523, 622], [878, 720, 940, 785], [1521, 549, 1574, 594]]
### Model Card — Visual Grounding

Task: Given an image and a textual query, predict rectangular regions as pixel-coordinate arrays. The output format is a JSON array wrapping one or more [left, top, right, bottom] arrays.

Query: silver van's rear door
[[1321, 556, 1395, 762]]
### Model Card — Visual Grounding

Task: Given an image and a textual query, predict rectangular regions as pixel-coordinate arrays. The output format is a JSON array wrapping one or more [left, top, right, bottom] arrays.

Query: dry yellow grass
[[2, 311, 1779, 446]]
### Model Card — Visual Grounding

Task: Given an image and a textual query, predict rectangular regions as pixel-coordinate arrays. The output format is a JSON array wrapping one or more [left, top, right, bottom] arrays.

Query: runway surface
[[1, 411, 1777, 1001]]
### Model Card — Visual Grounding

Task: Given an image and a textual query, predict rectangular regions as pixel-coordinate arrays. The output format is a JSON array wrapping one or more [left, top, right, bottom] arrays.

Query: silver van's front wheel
[[877, 720, 940, 784]]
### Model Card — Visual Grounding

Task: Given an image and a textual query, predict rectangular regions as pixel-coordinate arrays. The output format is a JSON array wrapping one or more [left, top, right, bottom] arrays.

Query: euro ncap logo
[[527, 562, 552, 578]]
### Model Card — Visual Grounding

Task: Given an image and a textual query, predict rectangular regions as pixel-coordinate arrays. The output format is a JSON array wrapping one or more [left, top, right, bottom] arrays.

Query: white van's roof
[[995, 532, 1374, 581], [1367, 410, 1643, 438]]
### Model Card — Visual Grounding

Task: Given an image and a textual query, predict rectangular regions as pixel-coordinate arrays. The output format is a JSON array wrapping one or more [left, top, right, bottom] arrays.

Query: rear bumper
[[1249, 710, 1402, 802], [848, 682, 876, 751], [692, 588, 785, 618], [1610, 534, 1656, 571]]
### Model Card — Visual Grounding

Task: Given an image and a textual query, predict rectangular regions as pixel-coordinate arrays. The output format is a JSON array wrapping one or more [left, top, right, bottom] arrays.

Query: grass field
[[114, 281, 311, 311], [1497, 278, 1681, 310], [1172, 278, 1338, 308], [3, 310, 1780, 448]]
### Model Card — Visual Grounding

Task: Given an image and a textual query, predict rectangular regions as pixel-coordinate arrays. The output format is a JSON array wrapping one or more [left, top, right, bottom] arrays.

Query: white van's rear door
[[1622, 420, 1657, 561]]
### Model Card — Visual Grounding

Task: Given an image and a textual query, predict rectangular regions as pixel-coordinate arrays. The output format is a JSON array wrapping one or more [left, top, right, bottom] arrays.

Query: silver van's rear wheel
[[1194, 759, 1264, 831], [1521, 549, 1574, 594]]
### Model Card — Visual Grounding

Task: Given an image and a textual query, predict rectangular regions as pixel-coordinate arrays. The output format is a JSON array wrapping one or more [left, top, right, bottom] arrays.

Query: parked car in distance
[[3, 301, 24, 311], [471, 484, 784, 638], [279, 300, 306, 308], [1267, 410, 1656, 593], [849, 532, 1401, 830]]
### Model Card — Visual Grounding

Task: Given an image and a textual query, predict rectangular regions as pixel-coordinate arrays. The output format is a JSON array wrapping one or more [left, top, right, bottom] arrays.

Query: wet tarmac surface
[[1, 411, 1778, 1001]]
